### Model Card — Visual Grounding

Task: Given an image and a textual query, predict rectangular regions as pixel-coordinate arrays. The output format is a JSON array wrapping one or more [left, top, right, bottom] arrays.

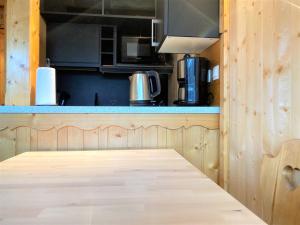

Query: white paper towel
[[35, 67, 56, 105]]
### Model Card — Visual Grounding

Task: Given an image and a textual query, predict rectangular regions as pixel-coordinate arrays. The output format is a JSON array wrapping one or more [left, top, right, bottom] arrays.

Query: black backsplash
[[56, 71, 168, 106]]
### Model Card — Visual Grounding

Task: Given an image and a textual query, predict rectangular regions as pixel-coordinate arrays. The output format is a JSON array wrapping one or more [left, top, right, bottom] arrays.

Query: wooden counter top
[[0, 150, 265, 225]]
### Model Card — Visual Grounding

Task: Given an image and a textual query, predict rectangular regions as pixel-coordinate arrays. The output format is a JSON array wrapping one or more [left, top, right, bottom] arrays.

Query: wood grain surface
[[261, 140, 300, 225], [0, 114, 220, 183], [0, 28, 4, 105], [5, 0, 40, 105], [222, 0, 300, 219], [0, 150, 265, 225]]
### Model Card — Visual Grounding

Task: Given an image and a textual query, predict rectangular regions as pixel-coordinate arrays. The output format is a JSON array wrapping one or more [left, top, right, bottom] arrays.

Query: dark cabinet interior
[[104, 0, 155, 17], [100, 26, 117, 66], [47, 23, 100, 67], [43, 0, 102, 14]]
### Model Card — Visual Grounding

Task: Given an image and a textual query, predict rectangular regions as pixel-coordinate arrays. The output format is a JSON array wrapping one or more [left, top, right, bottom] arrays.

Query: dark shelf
[[101, 64, 173, 74], [101, 38, 114, 41], [101, 52, 114, 54], [51, 63, 173, 74]]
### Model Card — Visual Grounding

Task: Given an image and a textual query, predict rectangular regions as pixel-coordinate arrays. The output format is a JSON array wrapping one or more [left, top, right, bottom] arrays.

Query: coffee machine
[[175, 55, 212, 106]]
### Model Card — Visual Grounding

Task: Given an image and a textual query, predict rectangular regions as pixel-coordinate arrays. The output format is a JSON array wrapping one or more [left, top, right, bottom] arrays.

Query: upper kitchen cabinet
[[41, 0, 155, 19], [153, 0, 220, 53], [104, 0, 155, 18], [47, 23, 101, 67], [42, 0, 102, 14]]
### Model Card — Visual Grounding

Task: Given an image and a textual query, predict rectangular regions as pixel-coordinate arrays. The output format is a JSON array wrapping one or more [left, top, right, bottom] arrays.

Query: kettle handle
[[147, 71, 161, 98]]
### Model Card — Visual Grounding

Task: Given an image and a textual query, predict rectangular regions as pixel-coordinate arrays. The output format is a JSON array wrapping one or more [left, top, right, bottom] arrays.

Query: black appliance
[[175, 55, 213, 106], [121, 36, 156, 64]]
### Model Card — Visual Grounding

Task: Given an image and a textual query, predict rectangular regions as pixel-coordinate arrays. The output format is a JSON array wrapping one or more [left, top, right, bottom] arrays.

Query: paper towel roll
[[35, 67, 56, 106]]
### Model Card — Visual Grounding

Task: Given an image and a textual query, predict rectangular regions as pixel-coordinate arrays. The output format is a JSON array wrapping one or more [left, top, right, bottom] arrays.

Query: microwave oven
[[121, 36, 156, 64]]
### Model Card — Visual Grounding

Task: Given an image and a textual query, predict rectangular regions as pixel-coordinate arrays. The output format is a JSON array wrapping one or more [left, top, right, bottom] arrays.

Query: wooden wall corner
[[5, 0, 40, 106]]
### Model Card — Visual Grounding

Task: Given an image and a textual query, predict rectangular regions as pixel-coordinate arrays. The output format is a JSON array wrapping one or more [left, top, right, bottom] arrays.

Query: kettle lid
[[132, 71, 147, 75]]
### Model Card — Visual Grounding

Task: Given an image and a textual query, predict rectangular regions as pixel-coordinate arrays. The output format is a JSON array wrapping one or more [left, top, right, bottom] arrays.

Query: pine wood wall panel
[[83, 129, 99, 150], [0, 1, 5, 105], [219, 0, 229, 188], [0, 114, 220, 183], [225, 0, 300, 220], [16, 127, 30, 154], [29, 0, 40, 105], [107, 126, 128, 149], [0, 128, 15, 160], [260, 140, 300, 225], [57, 127, 68, 151], [67, 127, 83, 151], [128, 127, 143, 149], [0, 29, 4, 105], [5, 0, 40, 105]]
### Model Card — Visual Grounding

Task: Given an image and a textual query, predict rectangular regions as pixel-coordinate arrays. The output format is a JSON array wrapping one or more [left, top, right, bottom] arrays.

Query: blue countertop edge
[[0, 106, 220, 114]]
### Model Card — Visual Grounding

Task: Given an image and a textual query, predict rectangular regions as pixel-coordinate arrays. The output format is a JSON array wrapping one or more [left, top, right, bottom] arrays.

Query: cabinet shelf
[[101, 52, 114, 54], [101, 38, 114, 41], [101, 64, 173, 74]]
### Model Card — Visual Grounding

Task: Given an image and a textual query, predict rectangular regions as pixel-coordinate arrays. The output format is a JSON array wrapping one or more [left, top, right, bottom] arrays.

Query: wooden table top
[[0, 150, 266, 225]]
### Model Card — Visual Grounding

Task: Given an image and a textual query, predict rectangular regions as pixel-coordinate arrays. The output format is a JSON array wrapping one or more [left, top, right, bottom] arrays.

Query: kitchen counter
[[0, 106, 220, 114]]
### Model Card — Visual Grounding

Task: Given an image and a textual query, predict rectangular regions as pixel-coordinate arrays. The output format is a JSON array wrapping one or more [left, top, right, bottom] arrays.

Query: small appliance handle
[[184, 54, 191, 59], [151, 19, 160, 47], [147, 71, 161, 98]]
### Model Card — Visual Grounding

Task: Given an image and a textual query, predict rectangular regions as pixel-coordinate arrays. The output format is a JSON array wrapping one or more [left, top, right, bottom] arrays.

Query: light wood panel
[[0, 150, 266, 225], [261, 140, 300, 225], [29, 0, 40, 105], [5, 0, 40, 105], [0, 28, 4, 105], [0, 113, 219, 130], [0, 0, 4, 105], [0, 114, 220, 183], [224, 0, 300, 220], [219, 0, 229, 189]]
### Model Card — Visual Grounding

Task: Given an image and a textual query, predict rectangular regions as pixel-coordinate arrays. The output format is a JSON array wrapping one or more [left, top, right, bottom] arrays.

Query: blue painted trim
[[0, 106, 220, 114]]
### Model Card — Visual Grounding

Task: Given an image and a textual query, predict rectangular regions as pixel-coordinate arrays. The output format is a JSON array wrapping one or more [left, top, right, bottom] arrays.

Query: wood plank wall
[[225, 0, 300, 220], [29, 0, 40, 105], [5, 0, 40, 105], [0, 114, 220, 183], [0, 28, 4, 105], [0, 0, 4, 105]]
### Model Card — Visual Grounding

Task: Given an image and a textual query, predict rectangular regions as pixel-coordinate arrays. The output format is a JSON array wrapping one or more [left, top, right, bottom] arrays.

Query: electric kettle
[[129, 71, 161, 106]]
